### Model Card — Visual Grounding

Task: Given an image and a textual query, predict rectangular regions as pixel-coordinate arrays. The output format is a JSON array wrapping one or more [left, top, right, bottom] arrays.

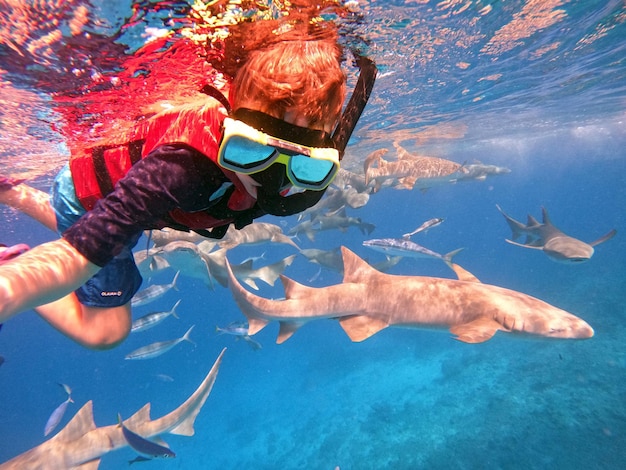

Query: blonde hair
[[231, 39, 346, 128]]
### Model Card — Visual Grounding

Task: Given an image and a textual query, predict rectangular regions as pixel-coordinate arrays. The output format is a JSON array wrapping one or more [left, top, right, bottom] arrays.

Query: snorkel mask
[[218, 52, 377, 216], [218, 53, 377, 190]]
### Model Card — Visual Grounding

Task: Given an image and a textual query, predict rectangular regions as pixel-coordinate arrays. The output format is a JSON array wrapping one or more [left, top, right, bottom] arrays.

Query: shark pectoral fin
[[505, 239, 543, 250], [450, 318, 501, 343], [339, 315, 388, 342], [589, 228, 617, 247], [276, 322, 302, 344]]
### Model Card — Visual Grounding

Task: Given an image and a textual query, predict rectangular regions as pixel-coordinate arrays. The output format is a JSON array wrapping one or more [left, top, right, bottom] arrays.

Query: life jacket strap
[[91, 139, 145, 198]]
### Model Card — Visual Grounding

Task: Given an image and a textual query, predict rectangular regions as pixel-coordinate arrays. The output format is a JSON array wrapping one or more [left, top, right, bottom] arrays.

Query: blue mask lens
[[289, 155, 335, 184], [224, 136, 276, 169]]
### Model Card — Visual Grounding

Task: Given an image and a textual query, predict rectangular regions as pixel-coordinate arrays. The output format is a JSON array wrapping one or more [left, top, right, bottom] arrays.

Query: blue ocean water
[[1, 1, 625, 468]]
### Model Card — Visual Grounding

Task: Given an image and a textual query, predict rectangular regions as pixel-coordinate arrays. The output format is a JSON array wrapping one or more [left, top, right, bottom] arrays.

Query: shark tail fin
[[496, 204, 525, 240], [168, 348, 226, 436]]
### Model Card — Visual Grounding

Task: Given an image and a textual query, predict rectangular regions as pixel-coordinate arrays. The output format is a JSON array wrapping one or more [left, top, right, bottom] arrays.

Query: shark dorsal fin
[[54, 400, 97, 443], [127, 403, 151, 429], [527, 215, 540, 226], [341, 246, 384, 283], [541, 206, 552, 225], [280, 274, 316, 300], [450, 264, 481, 283]]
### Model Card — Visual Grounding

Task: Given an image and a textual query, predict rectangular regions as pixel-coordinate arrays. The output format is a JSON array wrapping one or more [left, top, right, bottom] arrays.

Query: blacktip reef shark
[[226, 247, 593, 344], [496, 205, 616, 263], [0, 349, 225, 469]]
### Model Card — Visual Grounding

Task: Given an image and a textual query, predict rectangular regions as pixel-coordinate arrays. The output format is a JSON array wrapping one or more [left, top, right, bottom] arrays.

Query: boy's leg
[[0, 182, 57, 231], [35, 296, 131, 349]]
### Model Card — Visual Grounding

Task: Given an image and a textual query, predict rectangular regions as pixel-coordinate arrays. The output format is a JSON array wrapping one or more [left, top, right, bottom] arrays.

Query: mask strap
[[200, 84, 232, 113]]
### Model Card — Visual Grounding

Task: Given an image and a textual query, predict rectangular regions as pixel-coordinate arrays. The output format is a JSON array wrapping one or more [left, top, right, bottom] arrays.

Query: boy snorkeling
[[0, 5, 376, 349]]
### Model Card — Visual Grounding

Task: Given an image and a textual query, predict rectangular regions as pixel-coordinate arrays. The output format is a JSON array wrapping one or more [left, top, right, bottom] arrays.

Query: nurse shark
[[227, 247, 593, 344], [496, 205, 616, 263], [0, 349, 225, 469]]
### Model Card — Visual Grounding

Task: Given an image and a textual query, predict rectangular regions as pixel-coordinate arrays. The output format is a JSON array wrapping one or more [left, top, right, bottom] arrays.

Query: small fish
[[402, 217, 444, 238], [216, 321, 250, 337], [128, 455, 153, 465], [131, 300, 181, 333], [125, 325, 195, 360], [0, 355, 4, 367], [44, 383, 73, 436], [155, 373, 174, 382], [118, 414, 176, 459], [363, 237, 463, 268], [216, 322, 262, 350], [131, 271, 180, 307], [241, 335, 263, 351]]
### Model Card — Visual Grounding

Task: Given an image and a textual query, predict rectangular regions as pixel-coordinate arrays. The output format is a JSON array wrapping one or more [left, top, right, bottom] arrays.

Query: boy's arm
[[0, 238, 100, 322]]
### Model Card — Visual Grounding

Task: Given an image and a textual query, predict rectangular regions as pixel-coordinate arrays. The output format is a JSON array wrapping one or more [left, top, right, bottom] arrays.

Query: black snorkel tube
[[332, 53, 378, 160]]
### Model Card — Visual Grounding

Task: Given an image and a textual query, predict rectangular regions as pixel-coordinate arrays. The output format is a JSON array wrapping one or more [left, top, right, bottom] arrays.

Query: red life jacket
[[69, 99, 257, 233]]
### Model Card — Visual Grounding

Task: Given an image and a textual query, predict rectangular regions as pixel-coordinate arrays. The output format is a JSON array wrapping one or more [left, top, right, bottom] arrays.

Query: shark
[[217, 222, 300, 250], [226, 246, 594, 344], [496, 205, 617, 263], [364, 147, 461, 192], [0, 349, 225, 469]]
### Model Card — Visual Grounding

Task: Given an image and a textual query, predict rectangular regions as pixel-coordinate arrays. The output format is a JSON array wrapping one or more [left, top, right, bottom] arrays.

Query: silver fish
[[216, 321, 250, 336], [118, 414, 175, 458], [44, 383, 73, 436], [131, 271, 180, 307], [216, 322, 262, 350], [131, 300, 181, 333], [402, 217, 444, 238], [363, 237, 463, 268], [125, 325, 195, 360]]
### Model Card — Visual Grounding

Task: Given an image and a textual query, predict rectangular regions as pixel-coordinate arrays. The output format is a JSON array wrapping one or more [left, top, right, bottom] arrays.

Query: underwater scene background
[[1, 1, 625, 468]]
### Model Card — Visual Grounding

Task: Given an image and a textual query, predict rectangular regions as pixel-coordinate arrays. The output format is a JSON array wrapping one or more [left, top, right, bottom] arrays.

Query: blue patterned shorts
[[51, 165, 142, 307]]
